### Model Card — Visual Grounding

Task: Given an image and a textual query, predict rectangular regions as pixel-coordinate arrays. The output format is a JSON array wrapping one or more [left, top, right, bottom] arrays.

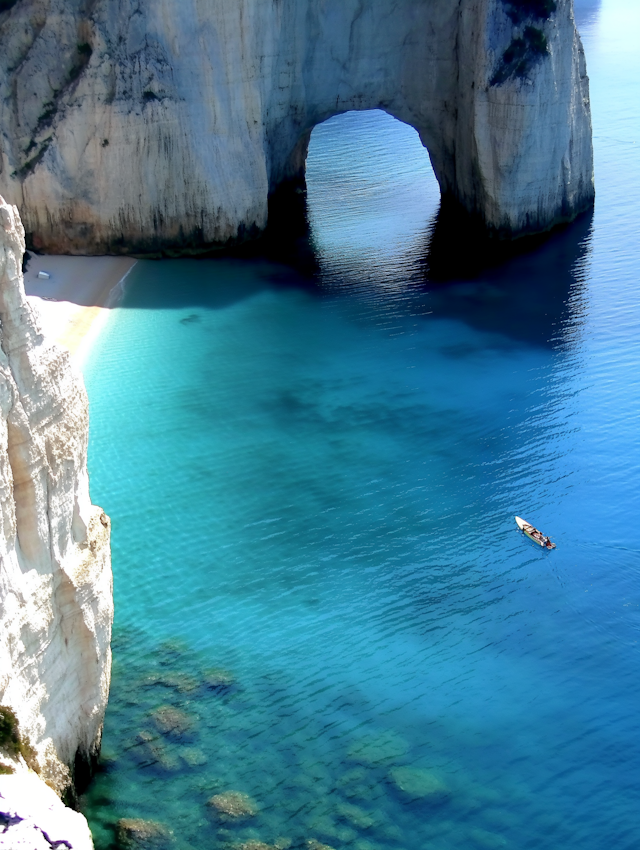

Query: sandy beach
[[23, 254, 137, 367]]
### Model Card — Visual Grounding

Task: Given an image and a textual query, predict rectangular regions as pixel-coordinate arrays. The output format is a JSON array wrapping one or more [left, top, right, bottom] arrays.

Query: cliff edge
[[0, 196, 112, 842], [0, 0, 593, 254], [0, 770, 94, 849]]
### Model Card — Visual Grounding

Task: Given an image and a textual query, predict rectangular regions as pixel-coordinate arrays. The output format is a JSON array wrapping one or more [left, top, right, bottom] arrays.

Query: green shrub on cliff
[[491, 26, 549, 85], [0, 705, 38, 770]]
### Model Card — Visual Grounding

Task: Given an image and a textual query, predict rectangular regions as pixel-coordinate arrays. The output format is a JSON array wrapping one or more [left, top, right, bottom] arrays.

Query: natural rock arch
[[0, 0, 593, 255]]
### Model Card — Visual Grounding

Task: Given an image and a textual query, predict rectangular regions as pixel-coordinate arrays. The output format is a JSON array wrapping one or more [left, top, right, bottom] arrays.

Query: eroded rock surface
[[0, 196, 113, 798], [116, 817, 174, 849], [0, 0, 593, 254], [208, 790, 258, 821]]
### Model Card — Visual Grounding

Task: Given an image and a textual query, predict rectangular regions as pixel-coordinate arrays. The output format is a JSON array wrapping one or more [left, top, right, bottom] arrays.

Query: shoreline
[[23, 254, 137, 369]]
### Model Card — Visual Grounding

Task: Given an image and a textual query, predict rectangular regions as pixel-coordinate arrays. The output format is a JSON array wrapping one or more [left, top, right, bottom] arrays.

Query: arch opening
[[265, 110, 441, 282], [304, 110, 440, 286], [265, 108, 594, 284]]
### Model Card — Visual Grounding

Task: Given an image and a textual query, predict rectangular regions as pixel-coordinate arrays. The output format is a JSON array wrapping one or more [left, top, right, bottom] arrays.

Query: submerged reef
[[79, 630, 533, 850], [209, 791, 259, 821]]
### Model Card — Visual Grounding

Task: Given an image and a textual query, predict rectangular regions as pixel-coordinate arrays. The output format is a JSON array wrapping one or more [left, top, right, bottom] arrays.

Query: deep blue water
[[81, 2, 640, 848]]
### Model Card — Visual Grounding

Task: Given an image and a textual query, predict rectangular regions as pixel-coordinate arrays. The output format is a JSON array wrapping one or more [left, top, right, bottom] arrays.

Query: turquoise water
[[81, 2, 640, 848]]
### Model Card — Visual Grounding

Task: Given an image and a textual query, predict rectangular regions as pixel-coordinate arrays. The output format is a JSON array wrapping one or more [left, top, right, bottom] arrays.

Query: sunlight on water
[[81, 3, 640, 848]]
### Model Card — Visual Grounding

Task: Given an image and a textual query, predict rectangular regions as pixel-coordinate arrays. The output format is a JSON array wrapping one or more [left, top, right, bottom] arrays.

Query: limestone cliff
[[0, 196, 112, 808], [0, 0, 592, 254]]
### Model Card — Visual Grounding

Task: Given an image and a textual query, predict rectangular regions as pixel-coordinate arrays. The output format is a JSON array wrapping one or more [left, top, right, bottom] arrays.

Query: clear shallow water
[[81, 2, 640, 848]]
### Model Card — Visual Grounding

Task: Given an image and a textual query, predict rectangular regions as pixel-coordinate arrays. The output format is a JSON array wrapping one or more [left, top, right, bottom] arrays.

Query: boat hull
[[524, 528, 545, 547], [514, 516, 555, 549]]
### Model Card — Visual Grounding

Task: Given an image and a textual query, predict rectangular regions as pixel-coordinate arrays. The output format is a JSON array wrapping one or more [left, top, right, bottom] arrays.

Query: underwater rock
[[155, 673, 199, 693], [208, 790, 258, 821], [347, 732, 409, 766], [158, 639, 189, 661], [336, 801, 377, 830], [116, 817, 174, 849], [151, 706, 195, 738], [145, 743, 181, 773], [137, 731, 155, 744], [203, 668, 236, 691], [181, 747, 208, 767], [131, 732, 181, 772], [389, 767, 451, 802]]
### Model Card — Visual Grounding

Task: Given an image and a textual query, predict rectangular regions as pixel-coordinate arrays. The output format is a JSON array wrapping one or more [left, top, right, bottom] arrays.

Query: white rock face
[[0, 0, 593, 253], [0, 769, 94, 849], [0, 196, 112, 799]]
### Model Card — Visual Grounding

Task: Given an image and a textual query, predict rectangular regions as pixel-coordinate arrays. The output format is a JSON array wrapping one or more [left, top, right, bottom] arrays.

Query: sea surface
[[81, 1, 640, 847]]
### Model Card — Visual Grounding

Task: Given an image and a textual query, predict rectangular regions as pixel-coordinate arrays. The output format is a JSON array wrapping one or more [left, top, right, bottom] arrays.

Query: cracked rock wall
[[0, 0, 593, 254], [0, 195, 112, 812]]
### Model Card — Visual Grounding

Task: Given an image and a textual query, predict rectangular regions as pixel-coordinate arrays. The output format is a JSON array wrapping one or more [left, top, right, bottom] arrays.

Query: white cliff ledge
[[0, 0, 593, 254], [0, 770, 94, 849], [0, 196, 112, 840]]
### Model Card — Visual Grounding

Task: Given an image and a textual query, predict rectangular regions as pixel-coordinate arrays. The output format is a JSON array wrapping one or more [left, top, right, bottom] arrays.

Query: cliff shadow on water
[[260, 190, 594, 353], [416, 207, 594, 347], [116, 182, 593, 358], [115, 203, 592, 351]]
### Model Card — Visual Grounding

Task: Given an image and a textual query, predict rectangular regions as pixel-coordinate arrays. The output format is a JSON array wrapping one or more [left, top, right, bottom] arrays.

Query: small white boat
[[515, 516, 556, 549]]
